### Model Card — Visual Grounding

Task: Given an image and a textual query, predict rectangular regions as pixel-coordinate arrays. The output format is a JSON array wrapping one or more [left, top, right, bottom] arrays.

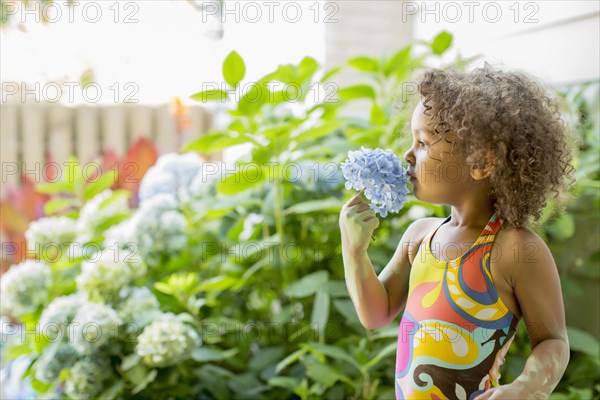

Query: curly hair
[[409, 63, 579, 229]]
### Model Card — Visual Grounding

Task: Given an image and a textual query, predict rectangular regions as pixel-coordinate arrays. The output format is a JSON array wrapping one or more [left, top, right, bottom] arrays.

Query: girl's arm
[[476, 231, 570, 400]]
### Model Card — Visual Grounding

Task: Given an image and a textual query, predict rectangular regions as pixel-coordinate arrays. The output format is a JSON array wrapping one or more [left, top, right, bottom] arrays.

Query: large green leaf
[[191, 347, 239, 362], [216, 163, 268, 195], [338, 84, 376, 100], [282, 198, 342, 216], [310, 289, 330, 338], [347, 56, 378, 73], [223, 51, 246, 88], [284, 270, 329, 298], [183, 131, 255, 153], [190, 89, 229, 102], [308, 343, 361, 372], [567, 326, 600, 357], [383, 45, 412, 76], [430, 31, 453, 55], [304, 359, 355, 388], [238, 82, 269, 116]]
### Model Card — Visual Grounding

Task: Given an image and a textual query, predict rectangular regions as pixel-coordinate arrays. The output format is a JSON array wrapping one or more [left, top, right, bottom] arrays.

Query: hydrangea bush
[[0, 38, 526, 400]]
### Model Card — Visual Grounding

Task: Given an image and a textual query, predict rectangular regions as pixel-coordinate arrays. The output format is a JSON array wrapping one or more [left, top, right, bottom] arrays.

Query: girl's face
[[403, 100, 475, 204]]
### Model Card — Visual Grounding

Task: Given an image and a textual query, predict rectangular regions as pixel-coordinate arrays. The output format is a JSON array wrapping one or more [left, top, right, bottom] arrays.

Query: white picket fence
[[0, 103, 219, 188]]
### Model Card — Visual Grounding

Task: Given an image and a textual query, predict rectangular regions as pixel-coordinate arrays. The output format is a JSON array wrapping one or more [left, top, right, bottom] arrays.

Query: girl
[[339, 64, 577, 399]]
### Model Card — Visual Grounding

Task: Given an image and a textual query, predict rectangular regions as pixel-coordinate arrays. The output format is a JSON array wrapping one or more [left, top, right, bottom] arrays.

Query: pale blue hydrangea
[[0, 261, 51, 317], [116, 287, 161, 329], [104, 193, 189, 267], [34, 343, 78, 384], [38, 294, 83, 338], [71, 302, 122, 355], [63, 355, 111, 399], [135, 313, 200, 368], [77, 189, 129, 242], [76, 250, 147, 302], [139, 152, 205, 204], [135, 194, 188, 259], [25, 216, 78, 252], [340, 146, 410, 218], [295, 160, 345, 192]]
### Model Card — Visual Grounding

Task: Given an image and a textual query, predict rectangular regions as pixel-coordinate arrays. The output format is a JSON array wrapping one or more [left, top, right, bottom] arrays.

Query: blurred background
[[1, 1, 599, 399]]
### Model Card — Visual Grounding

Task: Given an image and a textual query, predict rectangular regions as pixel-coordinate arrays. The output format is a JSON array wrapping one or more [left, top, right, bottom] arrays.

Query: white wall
[[411, 1, 600, 86]]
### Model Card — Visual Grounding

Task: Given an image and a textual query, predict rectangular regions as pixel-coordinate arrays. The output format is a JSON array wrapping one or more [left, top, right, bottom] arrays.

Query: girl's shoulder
[[493, 224, 553, 282]]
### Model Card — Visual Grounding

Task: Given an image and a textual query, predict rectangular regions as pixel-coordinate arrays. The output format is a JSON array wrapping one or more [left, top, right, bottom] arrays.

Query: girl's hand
[[339, 188, 379, 253], [474, 381, 547, 400]]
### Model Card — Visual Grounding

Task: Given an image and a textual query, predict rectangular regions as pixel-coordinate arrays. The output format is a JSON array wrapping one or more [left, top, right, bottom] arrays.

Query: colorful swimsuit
[[395, 211, 519, 400]]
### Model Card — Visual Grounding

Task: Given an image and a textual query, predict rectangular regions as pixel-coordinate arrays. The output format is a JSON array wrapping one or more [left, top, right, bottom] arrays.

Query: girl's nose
[[403, 146, 414, 165]]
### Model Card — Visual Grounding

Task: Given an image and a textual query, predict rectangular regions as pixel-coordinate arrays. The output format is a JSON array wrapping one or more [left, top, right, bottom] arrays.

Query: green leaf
[[132, 368, 157, 394], [197, 276, 238, 292], [36, 181, 75, 195], [274, 347, 309, 373], [333, 299, 361, 324], [191, 347, 239, 362], [216, 164, 267, 195], [310, 290, 330, 338], [547, 213, 575, 240], [183, 131, 254, 153], [282, 198, 341, 216], [431, 31, 453, 55], [268, 376, 302, 392], [383, 45, 412, 76], [361, 342, 397, 371], [284, 270, 329, 298], [298, 56, 319, 83], [97, 380, 124, 400], [238, 82, 268, 116], [320, 66, 342, 83], [190, 89, 229, 102], [223, 51, 246, 88], [567, 326, 600, 357], [292, 122, 342, 143], [84, 169, 117, 200], [338, 84, 375, 100], [43, 197, 78, 215], [370, 103, 387, 125], [308, 343, 361, 372], [154, 282, 173, 295], [121, 354, 142, 371], [249, 346, 285, 371], [347, 56, 378, 72], [321, 281, 349, 298], [305, 360, 355, 388]]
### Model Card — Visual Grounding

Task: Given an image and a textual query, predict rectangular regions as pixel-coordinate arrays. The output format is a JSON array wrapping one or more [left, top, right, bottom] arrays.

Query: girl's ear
[[468, 151, 495, 181]]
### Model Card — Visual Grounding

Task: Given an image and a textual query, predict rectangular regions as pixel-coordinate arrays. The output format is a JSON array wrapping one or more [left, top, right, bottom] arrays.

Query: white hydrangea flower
[[64, 356, 111, 399], [76, 250, 146, 302], [0, 260, 51, 317], [138, 152, 205, 204], [135, 313, 200, 368], [105, 193, 188, 267], [77, 189, 129, 242], [116, 286, 161, 329], [38, 294, 83, 338], [25, 216, 78, 252], [34, 344, 78, 384], [71, 302, 122, 355]]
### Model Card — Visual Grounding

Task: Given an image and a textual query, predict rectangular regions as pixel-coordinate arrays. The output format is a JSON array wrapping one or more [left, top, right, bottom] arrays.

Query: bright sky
[[1, 0, 326, 105]]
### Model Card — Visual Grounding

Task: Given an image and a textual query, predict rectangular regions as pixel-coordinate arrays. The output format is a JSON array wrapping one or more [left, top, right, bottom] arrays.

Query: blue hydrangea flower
[[340, 146, 409, 218]]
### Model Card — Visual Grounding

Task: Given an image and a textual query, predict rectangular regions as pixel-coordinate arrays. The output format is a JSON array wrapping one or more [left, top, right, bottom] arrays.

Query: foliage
[[1, 30, 598, 399]]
